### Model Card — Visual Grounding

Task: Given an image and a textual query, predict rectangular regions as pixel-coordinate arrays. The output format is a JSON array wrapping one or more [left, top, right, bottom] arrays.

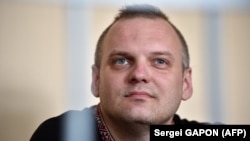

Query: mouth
[[125, 91, 155, 99]]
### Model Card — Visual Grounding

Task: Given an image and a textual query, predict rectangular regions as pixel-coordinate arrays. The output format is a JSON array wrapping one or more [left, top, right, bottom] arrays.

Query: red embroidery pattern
[[95, 106, 115, 141]]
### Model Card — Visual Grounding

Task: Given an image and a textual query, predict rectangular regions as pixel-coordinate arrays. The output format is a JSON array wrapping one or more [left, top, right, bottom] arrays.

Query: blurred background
[[0, 0, 249, 140]]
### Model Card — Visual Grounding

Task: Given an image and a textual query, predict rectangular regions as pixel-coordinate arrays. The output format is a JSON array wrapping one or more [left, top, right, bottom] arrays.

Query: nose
[[128, 61, 150, 84]]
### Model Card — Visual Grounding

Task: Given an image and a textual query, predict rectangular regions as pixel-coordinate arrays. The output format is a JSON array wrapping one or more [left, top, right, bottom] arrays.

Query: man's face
[[92, 17, 192, 124]]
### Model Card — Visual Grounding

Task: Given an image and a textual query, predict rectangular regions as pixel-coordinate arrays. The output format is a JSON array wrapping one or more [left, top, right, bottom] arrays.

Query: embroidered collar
[[94, 105, 115, 141]]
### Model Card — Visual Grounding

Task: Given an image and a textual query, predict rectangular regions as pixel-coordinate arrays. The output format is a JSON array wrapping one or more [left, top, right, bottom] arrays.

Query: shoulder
[[173, 114, 211, 125], [30, 106, 100, 141]]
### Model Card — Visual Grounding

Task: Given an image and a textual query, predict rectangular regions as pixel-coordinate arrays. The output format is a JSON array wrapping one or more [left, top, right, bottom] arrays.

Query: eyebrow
[[150, 51, 175, 63], [109, 50, 174, 59], [150, 51, 174, 58], [110, 51, 126, 55], [109, 50, 132, 58]]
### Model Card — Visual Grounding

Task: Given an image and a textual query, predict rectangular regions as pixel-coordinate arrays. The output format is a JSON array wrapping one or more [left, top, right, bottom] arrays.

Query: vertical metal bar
[[204, 9, 225, 123], [64, 1, 95, 140], [65, 1, 93, 110]]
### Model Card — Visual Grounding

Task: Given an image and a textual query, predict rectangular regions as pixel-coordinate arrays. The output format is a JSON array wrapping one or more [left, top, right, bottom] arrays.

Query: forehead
[[102, 17, 182, 57], [110, 17, 177, 37]]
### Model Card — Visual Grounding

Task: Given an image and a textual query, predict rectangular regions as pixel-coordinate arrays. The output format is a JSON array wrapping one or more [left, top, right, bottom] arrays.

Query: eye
[[114, 58, 128, 65], [110, 57, 130, 70], [155, 58, 167, 65], [153, 58, 169, 69]]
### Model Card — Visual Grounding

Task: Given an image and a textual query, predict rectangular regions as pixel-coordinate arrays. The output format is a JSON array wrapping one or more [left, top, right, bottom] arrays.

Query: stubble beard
[[113, 84, 170, 125], [118, 104, 170, 125], [99, 83, 172, 127]]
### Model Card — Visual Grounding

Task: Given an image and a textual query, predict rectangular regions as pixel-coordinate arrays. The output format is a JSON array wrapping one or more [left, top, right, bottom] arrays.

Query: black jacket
[[30, 106, 205, 141]]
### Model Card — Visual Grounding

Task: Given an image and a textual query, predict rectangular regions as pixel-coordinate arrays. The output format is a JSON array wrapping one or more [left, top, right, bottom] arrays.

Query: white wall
[[0, 1, 249, 141]]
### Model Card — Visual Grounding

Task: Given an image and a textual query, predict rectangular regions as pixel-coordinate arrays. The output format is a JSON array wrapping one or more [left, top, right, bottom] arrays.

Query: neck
[[106, 116, 150, 141], [96, 105, 151, 141], [96, 105, 175, 141]]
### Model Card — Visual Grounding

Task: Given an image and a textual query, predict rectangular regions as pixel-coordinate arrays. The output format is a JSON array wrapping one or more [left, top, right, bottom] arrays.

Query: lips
[[125, 91, 154, 99]]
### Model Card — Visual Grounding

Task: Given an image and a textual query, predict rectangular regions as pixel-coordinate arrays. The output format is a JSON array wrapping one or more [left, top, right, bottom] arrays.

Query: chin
[[133, 119, 156, 125], [123, 111, 158, 125], [123, 109, 170, 125], [118, 104, 167, 124]]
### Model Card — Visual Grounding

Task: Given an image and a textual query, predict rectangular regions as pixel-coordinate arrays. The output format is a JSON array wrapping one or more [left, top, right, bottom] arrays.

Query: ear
[[91, 65, 100, 97], [181, 67, 193, 100]]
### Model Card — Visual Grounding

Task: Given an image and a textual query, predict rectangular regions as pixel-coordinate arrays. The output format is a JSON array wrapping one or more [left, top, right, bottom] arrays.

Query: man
[[31, 4, 205, 141]]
